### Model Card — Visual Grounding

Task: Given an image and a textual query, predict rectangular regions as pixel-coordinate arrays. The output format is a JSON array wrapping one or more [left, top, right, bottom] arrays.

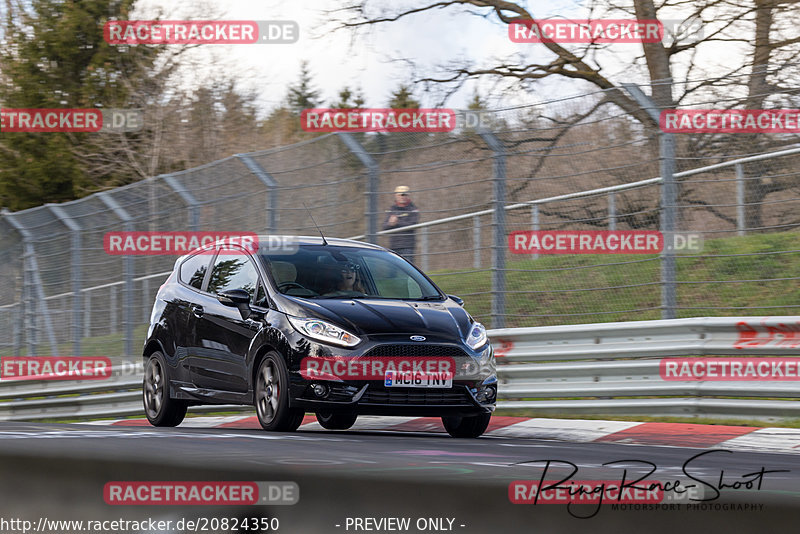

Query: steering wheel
[[278, 281, 308, 292]]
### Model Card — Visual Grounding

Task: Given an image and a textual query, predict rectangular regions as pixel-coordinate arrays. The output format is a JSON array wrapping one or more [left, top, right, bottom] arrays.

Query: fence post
[[84, 292, 91, 338], [736, 163, 745, 236], [22, 254, 34, 355], [337, 133, 379, 244], [97, 192, 135, 357], [11, 303, 21, 356], [12, 246, 24, 355], [47, 205, 82, 356], [473, 215, 481, 269], [531, 204, 540, 260], [1, 209, 59, 355], [110, 285, 118, 334], [142, 278, 150, 323], [608, 191, 617, 230], [162, 174, 200, 231], [420, 226, 430, 271], [236, 154, 279, 233], [479, 131, 507, 329], [622, 83, 677, 320]]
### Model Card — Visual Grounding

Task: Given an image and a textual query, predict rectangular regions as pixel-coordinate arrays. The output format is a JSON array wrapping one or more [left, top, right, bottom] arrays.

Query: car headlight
[[288, 316, 361, 348], [466, 322, 487, 350]]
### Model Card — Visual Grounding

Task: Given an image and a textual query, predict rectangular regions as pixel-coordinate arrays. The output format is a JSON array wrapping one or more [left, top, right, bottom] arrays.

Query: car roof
[[254, 235, 385, 250], [174, 235, 388, 267]]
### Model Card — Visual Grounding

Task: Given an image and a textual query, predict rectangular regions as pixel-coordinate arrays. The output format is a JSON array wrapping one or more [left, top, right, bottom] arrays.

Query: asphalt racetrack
[[1, 420, 800, 532]]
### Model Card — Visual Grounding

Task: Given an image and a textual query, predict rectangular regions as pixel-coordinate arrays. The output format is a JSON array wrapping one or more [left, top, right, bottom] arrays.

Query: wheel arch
[[143, 339, 166, 362]]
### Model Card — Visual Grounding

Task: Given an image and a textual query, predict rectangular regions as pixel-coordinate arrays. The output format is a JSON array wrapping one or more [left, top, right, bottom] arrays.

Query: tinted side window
[[207, 251, 259, 299], [180, 253, 211, 290]]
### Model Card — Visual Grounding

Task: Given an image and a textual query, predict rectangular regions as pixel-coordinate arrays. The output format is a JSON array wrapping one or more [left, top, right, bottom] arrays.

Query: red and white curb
[[89, 415, 800, 454]]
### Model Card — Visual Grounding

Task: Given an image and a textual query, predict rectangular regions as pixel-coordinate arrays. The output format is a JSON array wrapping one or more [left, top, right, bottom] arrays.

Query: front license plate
[[384, 371, 453, 388]]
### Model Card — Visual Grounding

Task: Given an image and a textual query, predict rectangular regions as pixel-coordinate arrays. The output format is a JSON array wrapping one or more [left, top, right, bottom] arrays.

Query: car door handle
[[190, 304, 204, 318]]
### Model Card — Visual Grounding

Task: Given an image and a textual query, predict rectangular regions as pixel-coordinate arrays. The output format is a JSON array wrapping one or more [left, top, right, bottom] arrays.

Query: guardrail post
[[47, 205, 83, 356], [479, 131, 507, 329], [622, 83, 677, 319], [1, 209, 58, 356], [236, 154, 279, 233], [337, 133, 379, 244], [97, 193, 135, 357], [736, 163, 745, 236]]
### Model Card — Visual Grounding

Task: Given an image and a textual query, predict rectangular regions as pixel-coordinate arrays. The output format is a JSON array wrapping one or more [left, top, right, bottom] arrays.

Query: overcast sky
[[132, 0, 744, 115], [131, 0, 611, 114]]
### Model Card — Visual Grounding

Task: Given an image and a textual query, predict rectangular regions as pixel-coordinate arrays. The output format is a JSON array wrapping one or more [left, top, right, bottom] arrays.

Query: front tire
[[316, 412, 357, 430], [442, 413, 491, 438], [255, 352, 304, 432], [143, 351, 187, 427]]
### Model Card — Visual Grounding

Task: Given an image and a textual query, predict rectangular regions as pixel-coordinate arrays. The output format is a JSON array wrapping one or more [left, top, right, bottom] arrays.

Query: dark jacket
[[382, 202, 419, 250]]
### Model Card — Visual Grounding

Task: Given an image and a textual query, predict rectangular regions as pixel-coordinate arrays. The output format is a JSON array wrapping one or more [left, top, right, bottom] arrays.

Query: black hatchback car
[[142, 236, 496, 437]]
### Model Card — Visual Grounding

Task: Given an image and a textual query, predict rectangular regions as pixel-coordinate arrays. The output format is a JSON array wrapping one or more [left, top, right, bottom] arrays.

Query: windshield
[[261, 245, 442, 300]]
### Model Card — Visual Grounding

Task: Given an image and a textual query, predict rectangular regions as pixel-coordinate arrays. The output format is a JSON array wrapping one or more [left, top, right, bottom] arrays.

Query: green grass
[[431, 229, 800, 328]]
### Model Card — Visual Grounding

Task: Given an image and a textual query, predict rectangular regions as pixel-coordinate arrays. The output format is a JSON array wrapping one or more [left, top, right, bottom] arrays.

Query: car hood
[[278, 296, 473, 340]]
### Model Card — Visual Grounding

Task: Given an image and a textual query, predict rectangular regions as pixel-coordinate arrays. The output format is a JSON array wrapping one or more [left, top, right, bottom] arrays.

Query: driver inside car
[[324, 262, 366, 296]]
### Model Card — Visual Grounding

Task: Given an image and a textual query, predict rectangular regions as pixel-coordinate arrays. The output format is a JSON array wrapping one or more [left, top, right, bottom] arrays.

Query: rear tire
[[316, 412, 358, 430], [255, 352, 304, 432], [442, 413, 491, 438], [143, 351, 187, 427]]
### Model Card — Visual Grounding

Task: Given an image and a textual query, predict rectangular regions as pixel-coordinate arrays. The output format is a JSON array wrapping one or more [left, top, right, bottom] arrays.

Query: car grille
[[364, 344, 469, 358], [361, 385, 473, 406]]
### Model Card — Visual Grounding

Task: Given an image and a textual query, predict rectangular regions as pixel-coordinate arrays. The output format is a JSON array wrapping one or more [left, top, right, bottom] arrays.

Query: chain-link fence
[[2, 84, 800, 357]]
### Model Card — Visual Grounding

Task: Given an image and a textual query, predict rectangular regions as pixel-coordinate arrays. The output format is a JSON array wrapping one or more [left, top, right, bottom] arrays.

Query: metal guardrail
[[493, 316, 800, 419], [1, 316, 800, 422]]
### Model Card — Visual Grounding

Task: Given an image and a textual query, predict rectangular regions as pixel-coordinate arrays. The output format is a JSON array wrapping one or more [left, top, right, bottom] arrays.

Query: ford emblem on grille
[[410, 335, 426, 341]]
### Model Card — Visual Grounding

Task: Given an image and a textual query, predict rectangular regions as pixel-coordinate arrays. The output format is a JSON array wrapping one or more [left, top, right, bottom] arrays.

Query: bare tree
[[331, 0, 800, 230]]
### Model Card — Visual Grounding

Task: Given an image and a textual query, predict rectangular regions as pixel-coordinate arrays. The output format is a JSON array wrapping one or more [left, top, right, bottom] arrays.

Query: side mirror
[[447, 294, 464, 307], [217, 288, 252, 319]]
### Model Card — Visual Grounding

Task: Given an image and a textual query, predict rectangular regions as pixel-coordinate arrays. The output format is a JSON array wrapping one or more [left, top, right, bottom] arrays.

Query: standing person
[[383, 185, 419, 260]]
